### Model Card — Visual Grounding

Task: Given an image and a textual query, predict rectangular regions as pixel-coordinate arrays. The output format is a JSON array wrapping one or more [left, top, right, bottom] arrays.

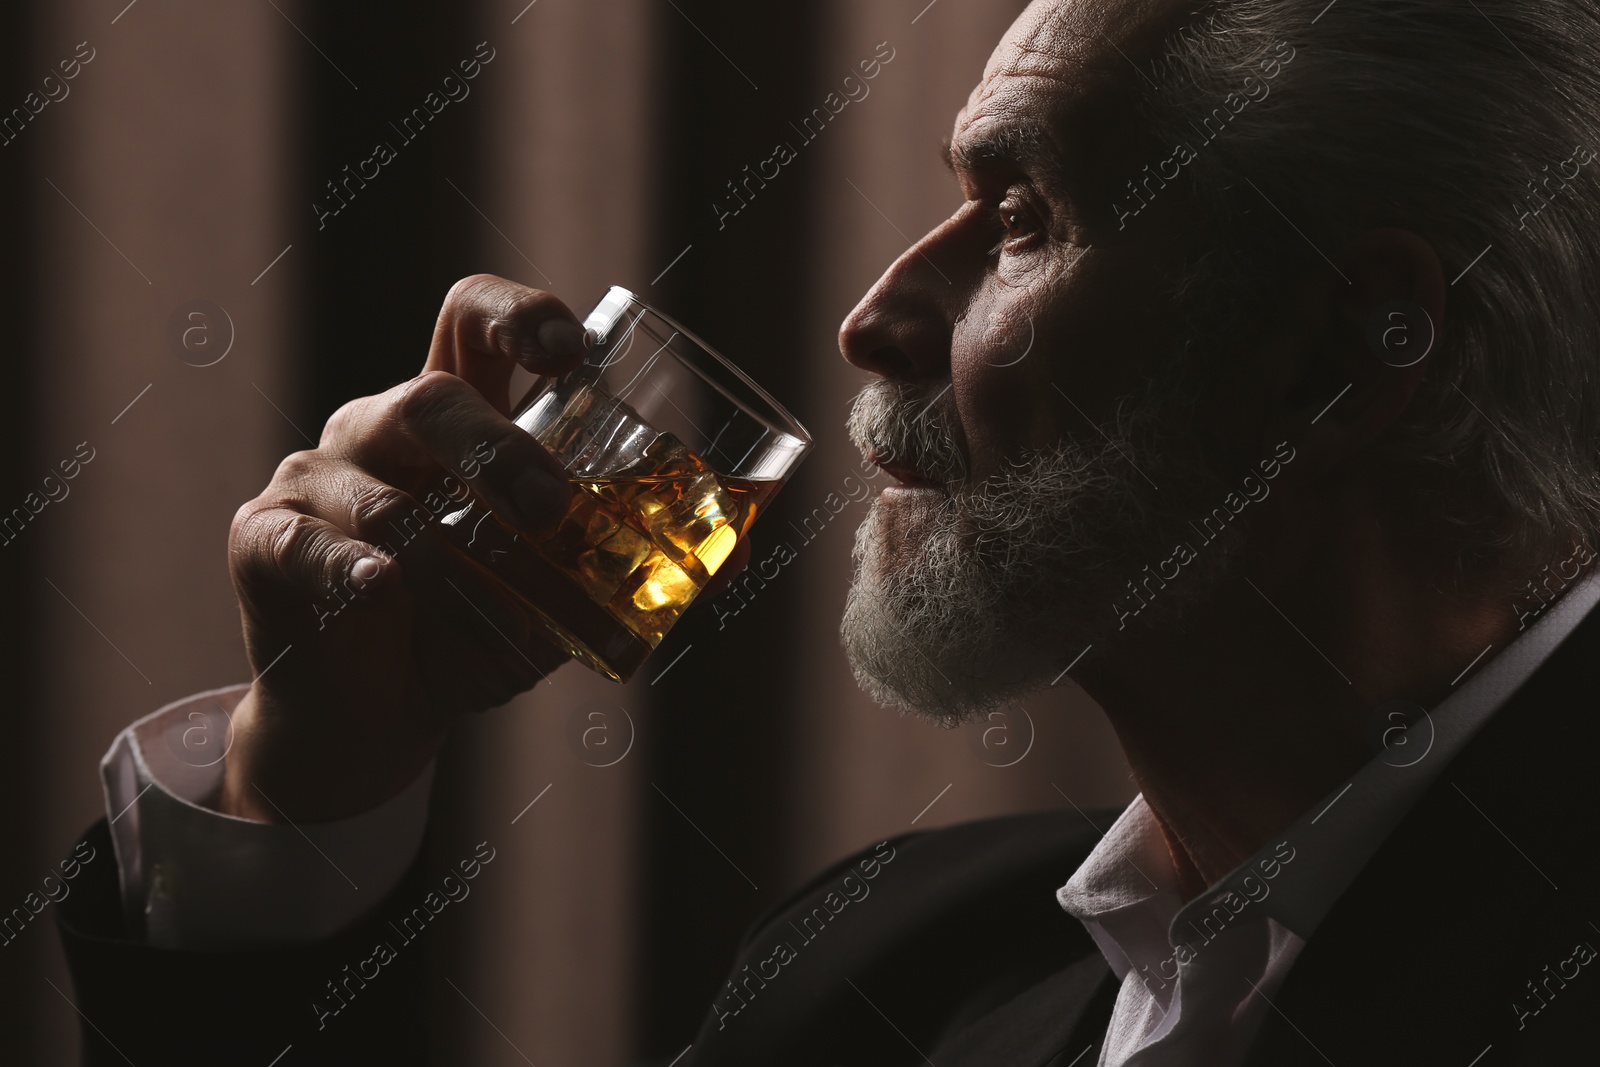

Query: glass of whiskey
[[441, 286, 812, 683]]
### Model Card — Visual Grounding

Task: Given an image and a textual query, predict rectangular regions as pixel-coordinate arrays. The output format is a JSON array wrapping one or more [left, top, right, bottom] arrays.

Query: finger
[[230, 501, 397, 621], [262, 454, 574, 673], [266, 450, 482, 553], [319, 375, 573, 537], [425, 274, 592, 415]]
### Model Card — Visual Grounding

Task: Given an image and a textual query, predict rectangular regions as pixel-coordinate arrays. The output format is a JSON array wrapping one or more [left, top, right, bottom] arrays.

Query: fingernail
[[347, 555, 386, 597], [537, 320, 588, 362], [510, 468, 571, 531]]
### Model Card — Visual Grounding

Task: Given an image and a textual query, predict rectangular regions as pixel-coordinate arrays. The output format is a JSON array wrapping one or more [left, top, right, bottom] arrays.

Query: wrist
[[220, 683, 446, 823]]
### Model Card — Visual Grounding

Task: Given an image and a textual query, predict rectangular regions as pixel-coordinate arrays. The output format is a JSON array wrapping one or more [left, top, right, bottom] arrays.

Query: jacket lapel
[[1244, 597, 1600, 1066], [930, 956, 1117, 1067]]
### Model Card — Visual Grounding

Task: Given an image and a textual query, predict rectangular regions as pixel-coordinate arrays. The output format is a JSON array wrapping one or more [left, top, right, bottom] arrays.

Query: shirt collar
[[1057, 796, 1184, 981]]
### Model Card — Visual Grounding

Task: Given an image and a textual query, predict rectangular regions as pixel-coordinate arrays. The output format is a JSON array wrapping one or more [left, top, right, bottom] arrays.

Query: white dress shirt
[[1057, 565, 1600, 1065]]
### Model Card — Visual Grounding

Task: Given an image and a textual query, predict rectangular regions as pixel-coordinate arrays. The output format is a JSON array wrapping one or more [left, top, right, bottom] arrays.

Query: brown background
[[0, 1, 1134, 1062]]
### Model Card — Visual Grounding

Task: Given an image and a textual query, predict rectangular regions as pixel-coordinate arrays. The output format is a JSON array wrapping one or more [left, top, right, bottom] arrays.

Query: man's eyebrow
[[941, 122, 1067, 180]]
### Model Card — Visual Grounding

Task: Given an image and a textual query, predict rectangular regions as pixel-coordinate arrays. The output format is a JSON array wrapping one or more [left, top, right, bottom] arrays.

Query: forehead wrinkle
[[980, 0, 1195, 101], [1004, 0, 1094, 65], [960, 7, 1162, 155], [950, 0, 1200, 211], [949, 80, 1092, 204]]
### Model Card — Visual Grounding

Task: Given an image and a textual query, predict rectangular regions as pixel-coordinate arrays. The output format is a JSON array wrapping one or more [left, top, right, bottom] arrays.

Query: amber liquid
[[442, 445, 777, 682]]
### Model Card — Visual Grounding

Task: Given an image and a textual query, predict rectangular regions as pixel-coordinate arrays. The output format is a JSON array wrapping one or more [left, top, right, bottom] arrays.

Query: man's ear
[[1260, 228, 1445, 483]]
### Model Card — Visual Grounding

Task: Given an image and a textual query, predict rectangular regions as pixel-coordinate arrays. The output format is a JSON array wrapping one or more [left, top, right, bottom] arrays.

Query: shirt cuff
[[100, 683, 434, 951]]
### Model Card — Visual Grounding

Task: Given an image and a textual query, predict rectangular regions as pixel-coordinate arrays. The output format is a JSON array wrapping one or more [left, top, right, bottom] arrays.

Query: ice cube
[[693, 524, 738, 575], [598, 523, 651, 570], [642, 470, 737, 559], [576, 522, 651, 602], [630, 554, 700, 612], [584, 505, 620, 547]]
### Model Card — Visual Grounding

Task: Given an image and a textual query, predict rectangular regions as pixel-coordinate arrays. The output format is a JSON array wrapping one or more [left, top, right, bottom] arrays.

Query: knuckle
[[444, 275, 562, 347], [270, 449, 324, 487], [393, 370, 467, 427], [228, 498, 268, 555], [443, 273, 549, 313], [320, 395, 372, 448], [443, 273, 507, 311], [268, 512, 332, 576], [495, 286, 563, 329], [347, 481, 419, 537], [228, 503, 307, 594]]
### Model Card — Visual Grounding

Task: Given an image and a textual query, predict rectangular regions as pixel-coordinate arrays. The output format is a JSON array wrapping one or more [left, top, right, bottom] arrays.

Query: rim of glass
[[600, 286, 813, 446]]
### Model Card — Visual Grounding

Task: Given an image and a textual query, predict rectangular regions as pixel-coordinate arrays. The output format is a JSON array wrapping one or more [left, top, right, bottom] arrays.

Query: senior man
[[56, 0, 1600, 1063]]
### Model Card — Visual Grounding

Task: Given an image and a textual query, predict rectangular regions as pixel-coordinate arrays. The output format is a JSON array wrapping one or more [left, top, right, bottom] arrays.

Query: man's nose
[[839, 214, 969, 381]]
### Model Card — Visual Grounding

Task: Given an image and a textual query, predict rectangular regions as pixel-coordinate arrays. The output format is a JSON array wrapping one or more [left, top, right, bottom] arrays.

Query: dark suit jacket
[[57, 598, 1600, 1065]]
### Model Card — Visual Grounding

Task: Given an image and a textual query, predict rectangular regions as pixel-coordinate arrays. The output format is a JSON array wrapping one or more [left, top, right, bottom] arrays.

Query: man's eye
[[988, 199, 1038, 255]]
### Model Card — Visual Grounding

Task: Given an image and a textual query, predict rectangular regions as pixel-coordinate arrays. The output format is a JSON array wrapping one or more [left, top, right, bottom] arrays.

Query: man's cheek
[[960, 371, 1063, 476], [978, 314, 1037, 369], [957, 305, 1043, 436]]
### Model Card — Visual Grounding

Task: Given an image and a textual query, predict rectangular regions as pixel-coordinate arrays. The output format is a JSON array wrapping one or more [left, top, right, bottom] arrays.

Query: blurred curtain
[[3, 1, 1133, 1063], [15, 0, 298, 1059]]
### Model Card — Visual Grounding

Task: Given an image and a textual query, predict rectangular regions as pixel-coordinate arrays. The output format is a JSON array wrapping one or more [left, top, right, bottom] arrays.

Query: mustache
[[846, 378, 969, 486]]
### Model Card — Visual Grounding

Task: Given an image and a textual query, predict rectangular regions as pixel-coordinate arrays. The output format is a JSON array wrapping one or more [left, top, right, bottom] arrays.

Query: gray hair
[[1138, 0, 1600, 584]]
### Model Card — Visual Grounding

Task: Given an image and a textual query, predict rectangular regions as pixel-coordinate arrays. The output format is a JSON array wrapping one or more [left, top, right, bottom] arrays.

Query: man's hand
[[220, 276, 591, 823]]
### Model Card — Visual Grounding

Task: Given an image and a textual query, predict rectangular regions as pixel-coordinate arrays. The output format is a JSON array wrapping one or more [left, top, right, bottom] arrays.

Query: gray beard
[[839, 342, 1259, 727]]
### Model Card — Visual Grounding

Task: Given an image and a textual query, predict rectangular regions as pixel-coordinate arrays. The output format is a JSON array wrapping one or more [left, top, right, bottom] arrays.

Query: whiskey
[[443, 427, 777, 682]]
